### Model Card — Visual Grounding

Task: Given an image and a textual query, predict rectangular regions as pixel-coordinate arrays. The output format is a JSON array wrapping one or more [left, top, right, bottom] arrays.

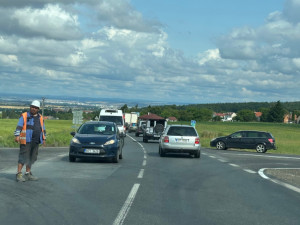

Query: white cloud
[[0, 0, 300, 104]]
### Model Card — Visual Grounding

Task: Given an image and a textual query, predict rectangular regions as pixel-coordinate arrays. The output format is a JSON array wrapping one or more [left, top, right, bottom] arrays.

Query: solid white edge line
[[258, 168, 300, 194], [113, 183, 140, 225]]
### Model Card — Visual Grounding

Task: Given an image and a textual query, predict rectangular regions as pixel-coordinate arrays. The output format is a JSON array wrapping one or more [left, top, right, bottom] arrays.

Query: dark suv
[[210, 130, 276, 153]]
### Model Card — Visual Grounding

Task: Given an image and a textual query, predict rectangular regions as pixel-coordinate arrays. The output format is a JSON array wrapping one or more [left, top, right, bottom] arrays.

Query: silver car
[[158, 125, 201, 158]]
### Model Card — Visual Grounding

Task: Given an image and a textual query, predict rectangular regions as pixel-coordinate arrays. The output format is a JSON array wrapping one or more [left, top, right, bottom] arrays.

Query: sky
[[1, 0, 300, 105]]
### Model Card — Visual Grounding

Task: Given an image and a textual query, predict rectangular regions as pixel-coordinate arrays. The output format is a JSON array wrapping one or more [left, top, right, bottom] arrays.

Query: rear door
[[167, 126, 197, 148]]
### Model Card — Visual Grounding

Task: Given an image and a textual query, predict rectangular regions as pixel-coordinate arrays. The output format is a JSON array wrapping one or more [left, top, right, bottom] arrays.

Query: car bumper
[[69, 145, 118, 159], [161, 144, 201, 153]]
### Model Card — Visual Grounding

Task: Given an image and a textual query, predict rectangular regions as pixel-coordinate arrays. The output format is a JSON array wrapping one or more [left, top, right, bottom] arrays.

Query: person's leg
[[24, 143, 39, 181], [16, 144, 26, 182]]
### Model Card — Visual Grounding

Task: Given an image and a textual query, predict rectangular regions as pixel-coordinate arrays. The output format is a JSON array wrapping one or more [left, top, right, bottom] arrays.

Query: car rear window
[[167, 127, 197, 136], [100, 116, 123, 125]]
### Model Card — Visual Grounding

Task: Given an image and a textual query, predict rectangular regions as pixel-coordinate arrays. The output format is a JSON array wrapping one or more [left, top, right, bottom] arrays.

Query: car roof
[[84, 121, 115, 125]]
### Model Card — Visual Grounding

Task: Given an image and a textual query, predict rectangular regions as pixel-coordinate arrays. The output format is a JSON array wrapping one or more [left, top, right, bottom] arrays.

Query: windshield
[[78, 124, 115, 135], [100, 116, 123, 126]]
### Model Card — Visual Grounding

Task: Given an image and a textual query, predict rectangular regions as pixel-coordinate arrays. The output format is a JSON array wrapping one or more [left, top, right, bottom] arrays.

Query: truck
[[124, 112, 139, 133]]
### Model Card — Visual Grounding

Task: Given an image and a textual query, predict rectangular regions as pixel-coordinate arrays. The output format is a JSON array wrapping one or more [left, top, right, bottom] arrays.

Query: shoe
[[24, 172, 38, 181], [16, 172, 26, 182]]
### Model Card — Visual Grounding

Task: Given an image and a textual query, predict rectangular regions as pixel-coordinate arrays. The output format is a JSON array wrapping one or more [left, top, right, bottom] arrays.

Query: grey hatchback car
[[159, 125, 201, 158]]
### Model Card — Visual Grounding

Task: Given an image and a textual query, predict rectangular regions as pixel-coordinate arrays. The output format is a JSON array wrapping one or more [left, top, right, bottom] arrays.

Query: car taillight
[[164, 136, 169, 143], [195, 137, 200, 144], [268, 138, 274, 143]]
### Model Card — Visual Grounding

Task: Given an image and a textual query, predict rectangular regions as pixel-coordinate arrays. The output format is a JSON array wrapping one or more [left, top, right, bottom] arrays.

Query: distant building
[[213, 112, 236, 122], [167, 117, 177, 122], [255, 112, 262, 121]]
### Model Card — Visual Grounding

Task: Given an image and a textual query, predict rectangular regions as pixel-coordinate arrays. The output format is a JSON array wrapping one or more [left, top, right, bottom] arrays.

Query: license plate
[[154, 135, 160, 137], [176, 139, 188, 143], [84, 149, 100, 154]]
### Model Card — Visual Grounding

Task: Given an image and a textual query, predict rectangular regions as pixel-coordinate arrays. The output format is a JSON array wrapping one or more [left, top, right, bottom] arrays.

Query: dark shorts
[[18, 143, 40, 166]]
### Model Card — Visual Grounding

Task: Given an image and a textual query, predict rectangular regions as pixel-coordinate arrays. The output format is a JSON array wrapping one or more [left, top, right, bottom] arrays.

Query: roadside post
[[72, 110, 83, 130]]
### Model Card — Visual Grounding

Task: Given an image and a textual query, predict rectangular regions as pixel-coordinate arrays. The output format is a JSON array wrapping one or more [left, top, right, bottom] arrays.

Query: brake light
[[195, 137, 200, 144], [268, 138, 274, 143], [164, 136, 169, 143]]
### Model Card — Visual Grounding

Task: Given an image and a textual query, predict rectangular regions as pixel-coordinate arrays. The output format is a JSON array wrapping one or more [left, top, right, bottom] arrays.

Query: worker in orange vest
[[14, 100, 46, 182]]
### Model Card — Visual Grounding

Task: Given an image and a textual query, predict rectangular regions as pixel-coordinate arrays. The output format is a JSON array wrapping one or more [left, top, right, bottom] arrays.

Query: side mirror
[[70, 131, 76, 137]]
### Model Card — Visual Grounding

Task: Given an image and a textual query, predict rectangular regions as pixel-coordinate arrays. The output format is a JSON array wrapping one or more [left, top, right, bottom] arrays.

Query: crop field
[[0, 119, 299, 155]]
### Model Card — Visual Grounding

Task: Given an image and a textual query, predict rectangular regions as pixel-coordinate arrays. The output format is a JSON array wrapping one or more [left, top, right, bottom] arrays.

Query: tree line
[[1, 100, 300, 123]]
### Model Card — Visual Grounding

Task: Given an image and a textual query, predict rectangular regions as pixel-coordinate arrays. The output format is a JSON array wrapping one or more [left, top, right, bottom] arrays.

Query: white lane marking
[[229, 163, 239, 168], [221, 153, 300, 160], [142, 160, 147, 166], [137, 169, 144, 179], [243, 169, 256, 174], [258, 168, 300, 194], [209, 156, 216, 158], [144, 155, 147, 159], [218, 159, 228, 163], [113, 183, 140, 225]]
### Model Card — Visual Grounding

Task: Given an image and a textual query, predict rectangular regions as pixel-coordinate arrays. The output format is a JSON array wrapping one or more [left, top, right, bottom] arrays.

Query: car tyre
[[143, 137, 148, 143], [216, 141, 226, 150], [113, 151, 120, 163], [69, 155, 76, 162], [256, 144, 266, 153], [194, 150, 200, 158], [159, 146, 165, 157]]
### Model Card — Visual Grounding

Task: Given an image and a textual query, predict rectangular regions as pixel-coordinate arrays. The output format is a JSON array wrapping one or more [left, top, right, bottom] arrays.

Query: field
[[0, 119, 299, 155]]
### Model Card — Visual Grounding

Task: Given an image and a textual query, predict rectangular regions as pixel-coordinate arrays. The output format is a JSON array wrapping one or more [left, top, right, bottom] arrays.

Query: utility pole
[[42, 97, 45, 118]]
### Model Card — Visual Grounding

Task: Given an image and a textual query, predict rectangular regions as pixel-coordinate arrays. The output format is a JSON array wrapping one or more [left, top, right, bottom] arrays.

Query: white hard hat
[[31, 100, 40, 108]]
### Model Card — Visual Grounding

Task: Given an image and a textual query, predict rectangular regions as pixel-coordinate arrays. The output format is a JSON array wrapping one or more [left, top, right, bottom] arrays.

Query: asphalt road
[[0, 133, 299, 225]]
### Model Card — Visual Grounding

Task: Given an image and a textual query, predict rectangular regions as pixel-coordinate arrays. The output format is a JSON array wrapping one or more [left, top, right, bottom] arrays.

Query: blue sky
[[1, 0, 299, 105]]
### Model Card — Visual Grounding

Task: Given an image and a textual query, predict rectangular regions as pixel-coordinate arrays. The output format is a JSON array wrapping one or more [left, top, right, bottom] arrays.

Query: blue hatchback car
[[69, 121, 123, 163]]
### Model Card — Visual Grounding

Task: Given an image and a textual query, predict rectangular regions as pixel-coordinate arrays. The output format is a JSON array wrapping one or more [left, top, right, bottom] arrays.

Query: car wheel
[[143, 137, 148, 143], [159, 146, 165, 157], [69, 155, 76, 162], [256, 144, 266, 153], [194, 150, 200, 158], [113, 151, 120, 163], [135, 133, 139, 137], [216, 141, 226, 150], [119, 149, 123, 159]]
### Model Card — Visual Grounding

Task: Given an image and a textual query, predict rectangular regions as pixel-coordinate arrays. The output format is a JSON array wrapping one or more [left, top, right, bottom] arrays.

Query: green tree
[[267, 101, 285, 122], [236, 109, 256, 122], [259, 107, 270, 122], [120, 104, 129, 113]]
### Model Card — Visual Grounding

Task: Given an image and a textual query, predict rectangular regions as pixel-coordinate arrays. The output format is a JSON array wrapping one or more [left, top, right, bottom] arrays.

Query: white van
[[98, 109, 126, 137]]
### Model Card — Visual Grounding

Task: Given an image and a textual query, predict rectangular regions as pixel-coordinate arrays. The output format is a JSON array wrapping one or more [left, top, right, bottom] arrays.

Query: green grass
[[1, 119, 299, 155], [0, 119, 74, 148], [171, 121, 300, 155]]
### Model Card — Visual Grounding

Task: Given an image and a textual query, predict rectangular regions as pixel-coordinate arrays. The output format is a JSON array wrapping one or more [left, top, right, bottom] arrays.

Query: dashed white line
[[137, 169, 144, 178], [142, 160, 147, 166], [229, 163, 239, 168], [112, 183, 140, 225], [243, 169, 256, 174]]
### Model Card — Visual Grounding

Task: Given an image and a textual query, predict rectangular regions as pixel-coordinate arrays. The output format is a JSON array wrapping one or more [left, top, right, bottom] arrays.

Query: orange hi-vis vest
[[19, 112, 45, 145]]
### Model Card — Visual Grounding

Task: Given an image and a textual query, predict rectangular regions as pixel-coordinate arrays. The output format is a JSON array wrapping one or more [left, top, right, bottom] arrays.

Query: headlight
[[71, 137, 81, 144], [104, 140, 115, 145]]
